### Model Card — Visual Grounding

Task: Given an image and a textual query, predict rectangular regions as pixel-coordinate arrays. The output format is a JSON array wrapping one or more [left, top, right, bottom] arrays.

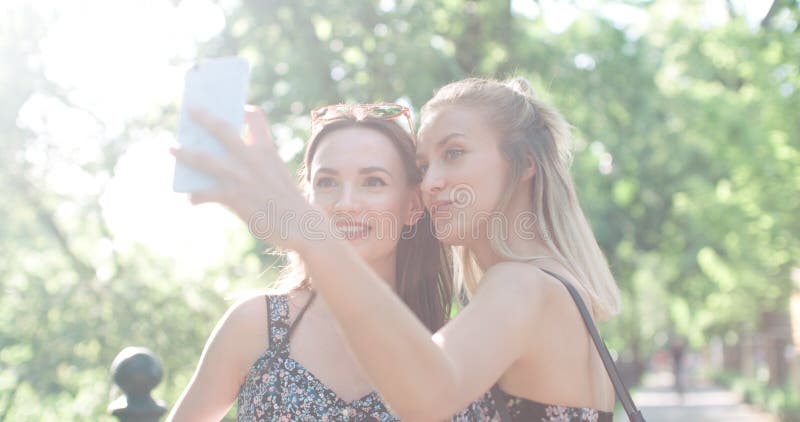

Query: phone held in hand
[[173, 56, 250, 193]]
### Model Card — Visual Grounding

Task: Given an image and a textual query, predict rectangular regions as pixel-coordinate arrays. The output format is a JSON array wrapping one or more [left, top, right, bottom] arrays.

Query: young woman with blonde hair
[[175, 77, 636, 421]]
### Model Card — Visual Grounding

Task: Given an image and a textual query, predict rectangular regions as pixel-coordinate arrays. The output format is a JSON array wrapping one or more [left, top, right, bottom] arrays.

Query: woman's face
[[309, 126, 418, 262], [416, 106, 509, 245]]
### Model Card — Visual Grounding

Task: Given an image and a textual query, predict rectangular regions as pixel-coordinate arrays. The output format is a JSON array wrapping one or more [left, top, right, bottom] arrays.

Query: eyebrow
[[436, 132, 467, 147], [417, 132, 467, 159], [359, 166, 393, 177], [315, 166, 393, 178]]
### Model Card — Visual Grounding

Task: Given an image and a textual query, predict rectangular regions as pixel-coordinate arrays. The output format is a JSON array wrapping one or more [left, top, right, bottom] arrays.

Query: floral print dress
[[495, 392, 613, 422], [454, 388, 613, 422], [236, 294, 496, 421]]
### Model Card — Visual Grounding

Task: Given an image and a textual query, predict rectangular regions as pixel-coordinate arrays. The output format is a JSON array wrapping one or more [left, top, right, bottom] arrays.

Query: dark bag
[[490, 269, 646, 422]]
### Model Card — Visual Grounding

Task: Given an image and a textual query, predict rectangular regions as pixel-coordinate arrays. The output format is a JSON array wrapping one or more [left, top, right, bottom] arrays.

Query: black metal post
[[108, 347, 167, 422]]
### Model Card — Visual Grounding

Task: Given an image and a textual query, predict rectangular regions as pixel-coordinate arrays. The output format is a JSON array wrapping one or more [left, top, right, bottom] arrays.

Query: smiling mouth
[[334, 224, 372, 240]]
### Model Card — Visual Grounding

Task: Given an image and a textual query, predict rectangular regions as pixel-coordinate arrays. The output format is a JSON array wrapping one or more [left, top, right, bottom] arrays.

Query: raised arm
[[302, 247, 545, 420]]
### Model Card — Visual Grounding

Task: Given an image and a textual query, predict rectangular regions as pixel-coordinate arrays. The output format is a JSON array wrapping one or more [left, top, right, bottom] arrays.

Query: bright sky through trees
[[9, 0, 778, 266]]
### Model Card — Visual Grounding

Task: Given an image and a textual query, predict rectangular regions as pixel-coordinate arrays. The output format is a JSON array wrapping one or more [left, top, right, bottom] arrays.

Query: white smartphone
[[173, 56, 250, 193]]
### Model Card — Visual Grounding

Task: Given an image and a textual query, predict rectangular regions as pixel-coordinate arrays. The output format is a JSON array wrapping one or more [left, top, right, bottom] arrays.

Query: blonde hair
[[421, 77, 621, 321], [270, 116, 454, 331]]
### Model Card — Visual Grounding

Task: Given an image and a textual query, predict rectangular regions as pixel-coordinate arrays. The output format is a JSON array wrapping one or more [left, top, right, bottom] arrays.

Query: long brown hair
[[272, 115, 454, 331], [421, 77, 620, 321]]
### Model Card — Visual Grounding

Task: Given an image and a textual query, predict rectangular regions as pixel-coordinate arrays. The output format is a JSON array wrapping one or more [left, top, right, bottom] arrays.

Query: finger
[[171, 147, 242, 183], [244, 105, 277, 150], [188, 188, 230, 206], [189, 107, 249, 160]]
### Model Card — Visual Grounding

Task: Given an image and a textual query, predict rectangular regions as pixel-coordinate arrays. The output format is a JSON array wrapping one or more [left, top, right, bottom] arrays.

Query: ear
[[405, 188, 425, 226], [521, 154, 537, 182]]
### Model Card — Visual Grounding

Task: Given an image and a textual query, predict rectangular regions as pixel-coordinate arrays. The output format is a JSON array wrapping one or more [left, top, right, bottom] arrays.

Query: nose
[[332, 184, 360, 213], [420, 164, 445, 196]]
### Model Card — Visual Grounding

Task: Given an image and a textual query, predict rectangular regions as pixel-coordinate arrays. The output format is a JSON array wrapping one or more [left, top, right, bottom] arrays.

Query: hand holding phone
[[173, 57, 250, 193]]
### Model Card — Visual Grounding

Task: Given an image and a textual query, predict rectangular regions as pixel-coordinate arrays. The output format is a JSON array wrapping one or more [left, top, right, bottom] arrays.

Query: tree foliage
[[1, 0, 798, 419]]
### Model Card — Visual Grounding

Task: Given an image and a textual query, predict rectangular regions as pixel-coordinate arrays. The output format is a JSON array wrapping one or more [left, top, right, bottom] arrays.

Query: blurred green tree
[[1, 0, 797, 419]]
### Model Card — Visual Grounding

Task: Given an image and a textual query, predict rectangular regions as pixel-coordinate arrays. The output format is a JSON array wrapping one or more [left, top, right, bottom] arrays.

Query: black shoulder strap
[[287, 291, 317, 338], [262, 291, 317, 370], [539, 269, 645, 422], [490, 270, 645, 422]]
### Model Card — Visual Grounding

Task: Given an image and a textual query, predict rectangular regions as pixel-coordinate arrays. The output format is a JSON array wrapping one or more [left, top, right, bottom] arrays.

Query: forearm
[[299, 235, 458, 419]]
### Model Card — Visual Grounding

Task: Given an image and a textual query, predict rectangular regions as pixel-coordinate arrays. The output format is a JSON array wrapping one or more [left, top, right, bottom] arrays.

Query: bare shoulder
[[469, 261, 564, 326], [209, 292, 269, 354], [222, 292, 270, 334], [204, 292, 273, 382], [480, 261, 562, 300]]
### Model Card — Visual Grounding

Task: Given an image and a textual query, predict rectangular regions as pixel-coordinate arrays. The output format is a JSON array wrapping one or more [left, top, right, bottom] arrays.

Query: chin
[[351, 239, 384, 260], [432, 220, 469, 246]]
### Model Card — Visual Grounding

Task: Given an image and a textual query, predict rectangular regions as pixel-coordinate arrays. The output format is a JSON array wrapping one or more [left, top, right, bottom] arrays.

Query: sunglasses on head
[[310, 102, 415, 142]]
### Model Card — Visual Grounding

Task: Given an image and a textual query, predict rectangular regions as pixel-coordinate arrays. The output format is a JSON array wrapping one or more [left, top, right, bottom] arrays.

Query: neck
[[367, 252, 398, 291], [470, 230, 552, 271], [309, 250, 397, 291], [310, 250, 397, 318], [469, 181, 553, 272]]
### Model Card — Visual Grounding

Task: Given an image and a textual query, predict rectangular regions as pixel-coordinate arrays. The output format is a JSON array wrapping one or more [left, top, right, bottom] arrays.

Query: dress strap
[[265, 292, 317, 353], [266, 295, 291, 348], [539, 269, 645, 422]]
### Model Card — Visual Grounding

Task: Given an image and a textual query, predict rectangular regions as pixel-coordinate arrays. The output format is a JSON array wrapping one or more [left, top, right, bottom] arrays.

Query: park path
[[618, 371, 778, 421]]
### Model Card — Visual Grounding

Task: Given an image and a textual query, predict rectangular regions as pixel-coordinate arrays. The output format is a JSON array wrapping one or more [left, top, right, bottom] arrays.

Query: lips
[[333, 222, 372, 240], [429, 200, 454, 217]]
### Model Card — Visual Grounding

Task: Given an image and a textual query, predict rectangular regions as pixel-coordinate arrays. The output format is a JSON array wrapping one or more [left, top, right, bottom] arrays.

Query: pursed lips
[[429, 200, 454, 217]]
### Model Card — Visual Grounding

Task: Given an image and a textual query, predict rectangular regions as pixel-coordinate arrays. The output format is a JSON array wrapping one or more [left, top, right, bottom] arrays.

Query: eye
[[314, 177, 337, 189], [444, 148, 464, 161], [417, 162, 429, 174], [364, 176, 387, 187]]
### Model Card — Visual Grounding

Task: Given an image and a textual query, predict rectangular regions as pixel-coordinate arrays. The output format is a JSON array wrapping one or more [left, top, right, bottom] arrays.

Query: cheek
[[366, 193, 411, 232], [308, 190, 341, 215], [369, 187, 410, 211], [467, 153, 508, 211], [483, 178, 507, 210]]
